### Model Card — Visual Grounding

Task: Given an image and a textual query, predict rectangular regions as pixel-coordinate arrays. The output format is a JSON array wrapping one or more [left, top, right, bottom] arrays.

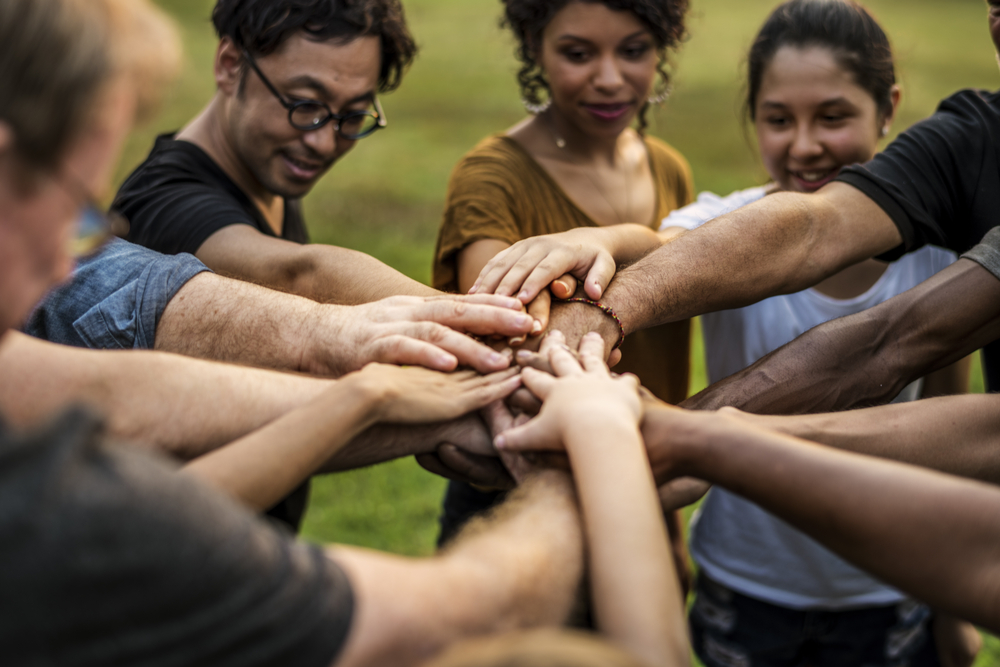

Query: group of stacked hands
[[8, 0, 1000, 665]]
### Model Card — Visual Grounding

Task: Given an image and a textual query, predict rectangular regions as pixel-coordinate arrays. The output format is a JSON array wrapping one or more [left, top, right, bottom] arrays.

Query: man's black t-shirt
[[112, 133, 311, 530], [113, 133, 309, 255], [836, 88, 1000, 388], [0, 407, 353, 666]]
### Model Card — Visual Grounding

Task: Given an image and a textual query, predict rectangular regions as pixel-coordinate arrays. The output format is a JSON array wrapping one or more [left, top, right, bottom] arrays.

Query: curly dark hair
[[501, 0, 688, 134], [212, 0, 416, 93]]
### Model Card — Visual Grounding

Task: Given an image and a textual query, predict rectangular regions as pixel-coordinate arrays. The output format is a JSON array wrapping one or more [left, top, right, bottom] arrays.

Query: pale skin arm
[[197, 223, 438, 303], [495, 333, 689, 667], [155, 271, 536, 376], [328, 470, 583, 667], [0, 331, 509, 502], [184, 364, 522, 511], [645, 404, 1000, 632], [0, 330, 327, 459]]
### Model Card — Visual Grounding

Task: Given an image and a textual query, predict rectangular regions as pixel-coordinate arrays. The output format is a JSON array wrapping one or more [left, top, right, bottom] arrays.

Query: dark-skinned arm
[[683, 258, 1000, 414]]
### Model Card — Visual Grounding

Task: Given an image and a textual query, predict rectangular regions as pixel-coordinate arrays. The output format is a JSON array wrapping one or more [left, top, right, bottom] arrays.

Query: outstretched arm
[[543, 183, 901, 356], [496, 332, 689, 667], [329, 470, 583, 667], [683, 258, 1000, 414], [739, 394, 1000, 484], [197, 224, 439, 303], [0, 331, 327, 458], [645, 404, 1000, 633], [155, 272, 535, 376]]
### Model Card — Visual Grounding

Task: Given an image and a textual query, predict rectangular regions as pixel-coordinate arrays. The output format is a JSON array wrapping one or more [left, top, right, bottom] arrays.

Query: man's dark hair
[[501, 0, 689, 134], [212, 0, 416, 93]]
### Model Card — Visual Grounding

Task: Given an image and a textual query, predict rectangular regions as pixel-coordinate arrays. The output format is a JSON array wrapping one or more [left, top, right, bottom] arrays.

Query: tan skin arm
[[328, 470, 583, 667], [196, 223, 438, 305], [541, 183, 902, 358]]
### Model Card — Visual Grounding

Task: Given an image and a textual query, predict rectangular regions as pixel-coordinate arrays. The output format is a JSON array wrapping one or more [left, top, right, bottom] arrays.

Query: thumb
[[585, 252, 616, 300], [494, 417, 562, 453]]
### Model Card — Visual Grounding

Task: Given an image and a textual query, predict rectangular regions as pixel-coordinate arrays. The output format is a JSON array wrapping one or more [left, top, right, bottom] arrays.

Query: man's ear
[[215, 37, 244, 96]]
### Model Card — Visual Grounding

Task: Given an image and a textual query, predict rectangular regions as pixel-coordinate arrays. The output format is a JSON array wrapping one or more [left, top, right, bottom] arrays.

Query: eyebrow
[[284, 75, 375, 106], [555, 29, 650, 44], [759, 96, 858, 109]]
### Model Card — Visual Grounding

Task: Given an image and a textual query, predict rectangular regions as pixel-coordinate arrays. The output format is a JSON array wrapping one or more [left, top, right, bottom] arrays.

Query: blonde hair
[[421, 629, 651, 667], [0, 0, 180, 169]]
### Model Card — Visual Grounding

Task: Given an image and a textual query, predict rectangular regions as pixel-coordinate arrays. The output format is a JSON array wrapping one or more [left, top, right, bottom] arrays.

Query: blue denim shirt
[[24, 238, 210, 350]]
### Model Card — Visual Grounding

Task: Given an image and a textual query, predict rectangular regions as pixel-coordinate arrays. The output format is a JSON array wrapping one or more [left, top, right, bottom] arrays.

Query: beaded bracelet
[[564, 297, 626, 350]]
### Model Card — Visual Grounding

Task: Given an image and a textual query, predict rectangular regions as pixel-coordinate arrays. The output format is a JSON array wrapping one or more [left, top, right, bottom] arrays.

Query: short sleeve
[[962, 227, 1000, 281], [433, 142, 525, 292], [836, 90, 1000, 258], [24, 238, 210, 350], [0, 408, 352, 667], [659, 187, 769, 232], [120, 177, 262, 256]]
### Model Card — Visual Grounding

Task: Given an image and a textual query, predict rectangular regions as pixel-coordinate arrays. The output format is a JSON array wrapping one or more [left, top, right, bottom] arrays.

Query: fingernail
[[469, 281, 480, 293], [494, 435, 507, 449], [510, 335, 526, 346], [516, 349, 531, 360], [489, 352, 505, 365], [531, 319, 543, 334], [514, 314, 532, 327], [502, 347, 514, 359], [518, 290, 530, 301]]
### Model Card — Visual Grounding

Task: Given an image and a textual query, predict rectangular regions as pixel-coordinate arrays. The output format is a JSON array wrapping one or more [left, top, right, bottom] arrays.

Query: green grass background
[[137, 0, 999, 660]]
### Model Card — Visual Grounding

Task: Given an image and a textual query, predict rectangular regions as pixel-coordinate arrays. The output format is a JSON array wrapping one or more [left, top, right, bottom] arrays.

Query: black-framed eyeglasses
[[242, 49, 387, 139]]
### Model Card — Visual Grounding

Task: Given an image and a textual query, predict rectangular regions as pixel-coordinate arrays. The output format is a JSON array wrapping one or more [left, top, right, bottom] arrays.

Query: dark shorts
[[690, 574, 939, 667]]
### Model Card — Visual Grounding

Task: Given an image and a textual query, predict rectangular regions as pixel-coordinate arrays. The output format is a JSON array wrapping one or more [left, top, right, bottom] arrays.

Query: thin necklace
[[546, 114, 632, 225]]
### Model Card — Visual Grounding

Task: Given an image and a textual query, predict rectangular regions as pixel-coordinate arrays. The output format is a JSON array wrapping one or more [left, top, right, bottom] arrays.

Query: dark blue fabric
[[24, 237, 209, 350], [690, 574, 939, 667]]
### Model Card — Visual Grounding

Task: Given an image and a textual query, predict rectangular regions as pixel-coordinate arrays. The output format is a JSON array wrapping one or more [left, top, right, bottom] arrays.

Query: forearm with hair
[[670, 411, 1000, 631], [329, 471, 583, 667], [154, 271, 332, 373], [683, 259, 1000, 414], [0, 331, 329, 458], [603, 185, 898, 333]]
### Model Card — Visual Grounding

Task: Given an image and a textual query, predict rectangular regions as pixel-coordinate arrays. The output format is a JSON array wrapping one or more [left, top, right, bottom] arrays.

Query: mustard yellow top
[[433, 133, 695, 403]]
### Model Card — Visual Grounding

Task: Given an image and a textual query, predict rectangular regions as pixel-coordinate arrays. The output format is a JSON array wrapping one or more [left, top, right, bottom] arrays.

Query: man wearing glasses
[[114, 0, 435, 306]]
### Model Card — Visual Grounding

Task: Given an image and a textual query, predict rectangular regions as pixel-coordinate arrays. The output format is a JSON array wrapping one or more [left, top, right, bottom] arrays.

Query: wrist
[[302, 304, 353, 377]]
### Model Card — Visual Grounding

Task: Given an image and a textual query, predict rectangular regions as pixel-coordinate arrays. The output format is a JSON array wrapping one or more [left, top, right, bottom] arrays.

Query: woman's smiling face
[[754, 45, 897, 193], [538, 1, 657, 139]]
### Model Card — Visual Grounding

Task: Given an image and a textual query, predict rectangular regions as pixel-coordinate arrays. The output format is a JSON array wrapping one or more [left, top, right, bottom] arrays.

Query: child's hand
[[494, 331, 642, 453]]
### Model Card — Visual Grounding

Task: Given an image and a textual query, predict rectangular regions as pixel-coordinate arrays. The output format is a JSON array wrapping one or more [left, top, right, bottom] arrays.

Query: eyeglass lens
[[290, 104, 380, 138]]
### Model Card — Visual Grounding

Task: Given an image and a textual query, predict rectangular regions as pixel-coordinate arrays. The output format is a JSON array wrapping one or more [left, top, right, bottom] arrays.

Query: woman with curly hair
[[431, 0, 694, 571]]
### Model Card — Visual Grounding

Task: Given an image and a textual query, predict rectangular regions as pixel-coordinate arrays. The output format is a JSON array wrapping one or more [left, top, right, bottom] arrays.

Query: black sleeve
[[836, 90, 1000, 258], [117, 174, 261, 256], [0, 409, 352, 667]]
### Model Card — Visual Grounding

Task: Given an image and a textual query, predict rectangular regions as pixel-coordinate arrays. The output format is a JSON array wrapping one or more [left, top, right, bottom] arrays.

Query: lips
[[281, 152, 325, 181], [788, 167, 840, 193], [582, 102, 632, 122]]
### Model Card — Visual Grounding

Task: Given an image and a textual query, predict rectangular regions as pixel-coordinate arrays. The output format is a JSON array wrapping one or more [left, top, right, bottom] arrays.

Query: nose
[[789, 123, 823, 163], [301, 122, 338, 159], [592, 54, 624, 94]]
